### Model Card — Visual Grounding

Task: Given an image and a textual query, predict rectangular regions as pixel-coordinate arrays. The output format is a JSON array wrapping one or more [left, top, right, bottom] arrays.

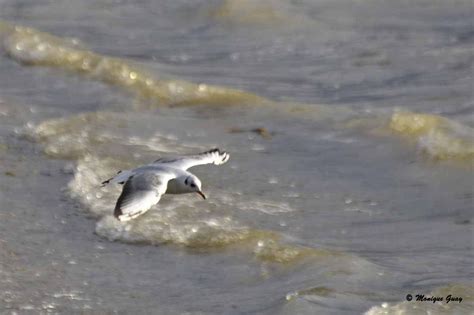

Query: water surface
[[0, 0, 473, 314]]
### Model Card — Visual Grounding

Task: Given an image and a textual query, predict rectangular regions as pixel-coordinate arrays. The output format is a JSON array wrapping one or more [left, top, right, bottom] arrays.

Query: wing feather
[[101, 170, 135, 186], [153, 148, 230, 170], [114, 172, 172, 221]]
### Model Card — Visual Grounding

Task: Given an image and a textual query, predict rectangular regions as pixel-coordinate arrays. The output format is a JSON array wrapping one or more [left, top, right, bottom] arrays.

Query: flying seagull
[[101, 148, 230, 222]]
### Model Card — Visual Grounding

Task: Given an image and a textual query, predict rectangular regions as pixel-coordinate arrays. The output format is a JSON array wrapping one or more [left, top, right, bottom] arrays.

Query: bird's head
[[183, 175, 205, 199]]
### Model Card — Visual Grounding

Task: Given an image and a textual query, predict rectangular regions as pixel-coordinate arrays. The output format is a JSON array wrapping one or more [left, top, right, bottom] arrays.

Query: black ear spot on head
[[184, 178, 188, 185]]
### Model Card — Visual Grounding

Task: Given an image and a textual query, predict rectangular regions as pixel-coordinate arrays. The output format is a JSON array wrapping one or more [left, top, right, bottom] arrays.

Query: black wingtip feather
[[205, 148, 220, 154], [114, 181, 129, 220], [114, 203, 123, 220], [204, 148, 226, 155]]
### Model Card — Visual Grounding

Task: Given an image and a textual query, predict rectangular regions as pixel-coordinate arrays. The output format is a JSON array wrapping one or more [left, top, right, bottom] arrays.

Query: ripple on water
[[24, 111, 199, 160], [3, 24, 265, 107], [6, 22, 474, 164], [389, 111, 474, 162]]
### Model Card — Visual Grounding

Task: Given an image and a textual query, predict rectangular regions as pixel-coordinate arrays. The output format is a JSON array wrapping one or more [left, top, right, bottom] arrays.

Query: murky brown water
[[0, 0, 473, 314]]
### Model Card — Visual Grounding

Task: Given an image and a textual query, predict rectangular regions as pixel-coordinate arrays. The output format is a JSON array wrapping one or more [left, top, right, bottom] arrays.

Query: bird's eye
[[190, 183, 196, 188], [184, 178, 188, 185]]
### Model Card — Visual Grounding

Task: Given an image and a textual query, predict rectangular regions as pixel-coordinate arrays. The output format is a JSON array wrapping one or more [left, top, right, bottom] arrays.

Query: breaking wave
[[3, 24, 266, 107], [3, 22, 473, 164], [22, 112, 348, 266]]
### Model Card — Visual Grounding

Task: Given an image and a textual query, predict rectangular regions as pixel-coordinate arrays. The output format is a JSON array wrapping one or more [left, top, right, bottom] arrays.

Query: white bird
[[101, 148, 230, 222]]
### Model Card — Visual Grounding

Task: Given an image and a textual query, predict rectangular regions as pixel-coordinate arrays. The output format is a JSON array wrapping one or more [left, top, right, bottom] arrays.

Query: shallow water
[[0, 0, 473, 314]]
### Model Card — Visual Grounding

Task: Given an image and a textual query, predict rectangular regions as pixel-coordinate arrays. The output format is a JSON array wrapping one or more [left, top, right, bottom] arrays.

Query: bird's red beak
[[196, 191, 206, 199]]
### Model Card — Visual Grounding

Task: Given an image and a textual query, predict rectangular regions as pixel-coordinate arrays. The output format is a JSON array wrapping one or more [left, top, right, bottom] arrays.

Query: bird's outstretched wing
[[114, 171, 174, 222], [101, 170, 134, 187], [152, 148, 230, 171]]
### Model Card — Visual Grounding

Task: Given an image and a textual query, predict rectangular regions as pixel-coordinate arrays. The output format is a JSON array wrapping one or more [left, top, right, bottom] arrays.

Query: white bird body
[[101, 148, 230, 222]]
